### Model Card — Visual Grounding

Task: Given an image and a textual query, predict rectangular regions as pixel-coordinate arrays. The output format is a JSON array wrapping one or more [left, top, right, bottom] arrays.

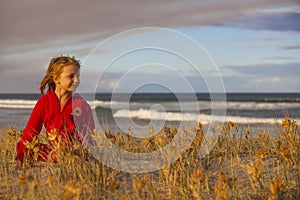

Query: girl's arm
[[16, 98, 43, 161], [74, 100, 95, 146]]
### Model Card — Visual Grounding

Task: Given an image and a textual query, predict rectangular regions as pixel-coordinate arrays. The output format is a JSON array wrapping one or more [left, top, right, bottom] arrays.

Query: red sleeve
[[85, 103, 95, 131], [83, 103, 96, 146], [73, 100, 95, 146], [16, 98, 43, 161]]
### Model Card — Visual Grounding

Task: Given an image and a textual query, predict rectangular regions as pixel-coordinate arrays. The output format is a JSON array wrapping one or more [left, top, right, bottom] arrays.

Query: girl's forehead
[[61, 64, 80, 73]]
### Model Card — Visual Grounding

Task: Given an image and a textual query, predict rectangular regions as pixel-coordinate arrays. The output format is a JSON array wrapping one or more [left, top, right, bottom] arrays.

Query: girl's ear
[[53, 75, 61, 85]]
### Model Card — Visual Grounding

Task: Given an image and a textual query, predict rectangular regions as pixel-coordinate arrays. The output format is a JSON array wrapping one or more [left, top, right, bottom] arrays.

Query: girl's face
[[55, 64, 80, 94]]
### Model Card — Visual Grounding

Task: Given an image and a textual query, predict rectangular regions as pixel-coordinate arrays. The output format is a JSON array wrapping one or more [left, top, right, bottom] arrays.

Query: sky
[[0, 0, 299, 93]]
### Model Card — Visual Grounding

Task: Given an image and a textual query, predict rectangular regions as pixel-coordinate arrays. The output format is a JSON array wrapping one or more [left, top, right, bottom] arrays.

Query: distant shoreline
[[0, 92, 300, 104]]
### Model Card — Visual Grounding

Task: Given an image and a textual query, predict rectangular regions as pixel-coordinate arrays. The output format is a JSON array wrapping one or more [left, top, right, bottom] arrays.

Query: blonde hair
[[40, 56, 81, 95]]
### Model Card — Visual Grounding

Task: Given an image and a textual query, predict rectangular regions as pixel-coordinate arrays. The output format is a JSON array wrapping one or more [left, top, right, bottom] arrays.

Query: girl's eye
[[68, 74, 79, 79]]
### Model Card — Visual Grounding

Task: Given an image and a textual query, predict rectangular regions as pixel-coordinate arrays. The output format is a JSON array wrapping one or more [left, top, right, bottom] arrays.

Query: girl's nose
[[74, 75, 80, 85]]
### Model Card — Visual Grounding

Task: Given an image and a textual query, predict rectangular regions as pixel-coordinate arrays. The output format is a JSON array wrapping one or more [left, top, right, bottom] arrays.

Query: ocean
[[0, 93, 299, 135]]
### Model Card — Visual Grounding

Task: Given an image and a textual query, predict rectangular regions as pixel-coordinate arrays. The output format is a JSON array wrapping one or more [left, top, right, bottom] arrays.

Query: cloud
[[280, 44, 300, 50], [236, 36, 281, 42], [219, 63, 300, 92], [243, 76, 300, 92], [219, 72, 300, 92], [248, 76, 282, 84], [260, 56, 293, 60], [97, 78, 119, 93], [1, 0, 299, 93], [0, 67, 44, 93], [222, 5, 300, 32], [222, 62, 300, 77], [82, 63, 300, 93], [1, 0, 298, 50]]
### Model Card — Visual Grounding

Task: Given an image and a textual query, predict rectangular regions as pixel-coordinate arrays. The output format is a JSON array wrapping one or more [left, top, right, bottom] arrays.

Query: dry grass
[[0, 117, 299, 199]]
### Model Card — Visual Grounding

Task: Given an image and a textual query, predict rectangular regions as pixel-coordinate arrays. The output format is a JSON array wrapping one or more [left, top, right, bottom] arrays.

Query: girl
[[16, 56, 95, 167]]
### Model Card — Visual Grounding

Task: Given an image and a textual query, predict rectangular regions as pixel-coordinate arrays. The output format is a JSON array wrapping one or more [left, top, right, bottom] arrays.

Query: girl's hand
[[16, 160, 23, 170]]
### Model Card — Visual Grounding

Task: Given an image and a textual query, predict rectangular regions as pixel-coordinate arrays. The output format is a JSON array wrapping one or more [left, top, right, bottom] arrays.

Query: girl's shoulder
[[39, 90, 56, 102], [72, 93, 89, 106], [72, 93, 84, 101]]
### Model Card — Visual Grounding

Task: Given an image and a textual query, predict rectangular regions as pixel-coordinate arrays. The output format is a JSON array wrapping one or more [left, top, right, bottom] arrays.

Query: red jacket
[[16, 90, 95, 161]]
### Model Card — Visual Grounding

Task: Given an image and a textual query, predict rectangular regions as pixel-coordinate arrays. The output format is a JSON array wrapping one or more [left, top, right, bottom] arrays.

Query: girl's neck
[[55, 89, 72, 105]]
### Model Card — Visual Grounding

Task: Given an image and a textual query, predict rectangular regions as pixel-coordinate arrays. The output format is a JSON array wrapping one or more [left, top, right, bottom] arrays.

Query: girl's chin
[[67, 87, 76, 93], [71, 86, 78, 92]]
